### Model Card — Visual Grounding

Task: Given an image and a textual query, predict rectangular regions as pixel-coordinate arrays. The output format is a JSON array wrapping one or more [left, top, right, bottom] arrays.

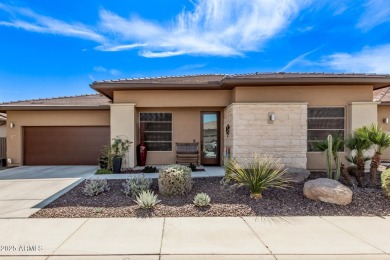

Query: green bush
[[83, 179, 110, 197], [224, 154, 290, 199], [193, 192, 211, 207], [134, 190, 161, 209], [122, 176, 152, 197], [96, 168, 113, 175], [158, 164, 192, 196], [381, 169, 390, 197]]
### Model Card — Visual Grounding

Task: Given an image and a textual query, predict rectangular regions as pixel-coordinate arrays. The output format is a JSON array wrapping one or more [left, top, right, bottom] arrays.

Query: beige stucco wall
[[110, 104, 136, 168], [113, 85, 374, 170], [232, 85, 373, 105], [6, 110, 110, 166], [114, 90, 231, 107], [224, 103, 307, 168], [231, 85, 374, 170], [378, 105, 390, 161], [135, 107, 224, 165]]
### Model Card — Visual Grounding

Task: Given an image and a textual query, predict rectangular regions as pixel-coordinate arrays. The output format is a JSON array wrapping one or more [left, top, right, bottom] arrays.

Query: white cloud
[[95, 43, 146, 52], [280, 47, 319, 71], [322, 44, 390, 73], [109, 69, 121, 76], [97, 0, 310, 57], [93, 66, 107, 72], [0, 4, 105, 42], [0, 0, 311, 57], [357, 0, 390, 31]]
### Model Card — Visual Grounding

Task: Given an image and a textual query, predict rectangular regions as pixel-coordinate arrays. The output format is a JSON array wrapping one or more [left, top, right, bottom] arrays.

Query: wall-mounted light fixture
[[9, 122, 15, 128], [383, 118, 389, 124], [268, 112, 275, 124]]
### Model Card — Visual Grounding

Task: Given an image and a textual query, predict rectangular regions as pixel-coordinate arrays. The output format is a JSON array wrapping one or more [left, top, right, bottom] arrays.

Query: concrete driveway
[[0, 166, 97, 218]]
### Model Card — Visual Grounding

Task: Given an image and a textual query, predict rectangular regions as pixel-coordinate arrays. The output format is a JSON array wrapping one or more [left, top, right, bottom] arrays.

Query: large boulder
[[303, 178, 353, 206], [285, 167, 310, 183]]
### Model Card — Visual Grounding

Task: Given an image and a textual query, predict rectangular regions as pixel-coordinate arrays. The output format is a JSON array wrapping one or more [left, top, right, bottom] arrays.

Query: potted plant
[[111, 136, 131, 173]]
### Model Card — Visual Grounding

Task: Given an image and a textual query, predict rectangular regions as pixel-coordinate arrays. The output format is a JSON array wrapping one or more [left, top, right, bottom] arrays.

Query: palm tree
[[345, 130, 373, 187], [364, 124, 390, 187], [315, 134, 353, 186]]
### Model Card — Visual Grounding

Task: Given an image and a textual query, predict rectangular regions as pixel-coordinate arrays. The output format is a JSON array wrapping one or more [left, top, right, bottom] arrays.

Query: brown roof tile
[[0, 94, 110, 111], [374, 87, 390, 102]]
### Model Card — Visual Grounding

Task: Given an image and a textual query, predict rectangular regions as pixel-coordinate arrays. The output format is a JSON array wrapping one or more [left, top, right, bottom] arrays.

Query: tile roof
[[0, 94, 110, 107], [93, 72, 390, 84], [94, 74, 225, 84], [374, 87, 390, 102]]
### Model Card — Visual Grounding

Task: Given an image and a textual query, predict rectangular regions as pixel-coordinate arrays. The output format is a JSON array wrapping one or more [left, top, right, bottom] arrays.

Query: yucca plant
[[134, 190, 161, 209], [345, 129, 373, 187], [315, 134, 352, 186], [364, 124, 390, 187], [224, 154, 290, 199]]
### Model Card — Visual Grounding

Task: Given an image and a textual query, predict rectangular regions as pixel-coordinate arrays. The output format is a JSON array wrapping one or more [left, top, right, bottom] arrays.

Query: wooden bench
[[176, 142, 199, 165]]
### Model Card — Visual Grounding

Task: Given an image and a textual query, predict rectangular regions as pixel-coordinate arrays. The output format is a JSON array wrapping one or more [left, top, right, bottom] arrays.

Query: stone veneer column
[[110, 103, 136, 168], [224, 103, 308, 168]]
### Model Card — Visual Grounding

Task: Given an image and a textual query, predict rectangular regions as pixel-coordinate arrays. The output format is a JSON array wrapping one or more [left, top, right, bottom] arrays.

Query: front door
[[201, 112, 220, 165]]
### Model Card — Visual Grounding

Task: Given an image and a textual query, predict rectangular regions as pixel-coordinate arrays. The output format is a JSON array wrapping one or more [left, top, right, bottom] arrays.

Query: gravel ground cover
[[31, 172, 390, 218]]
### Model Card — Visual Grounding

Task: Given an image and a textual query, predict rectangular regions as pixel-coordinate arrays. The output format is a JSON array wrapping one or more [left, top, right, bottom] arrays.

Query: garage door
[[24, 126, 110, 165]]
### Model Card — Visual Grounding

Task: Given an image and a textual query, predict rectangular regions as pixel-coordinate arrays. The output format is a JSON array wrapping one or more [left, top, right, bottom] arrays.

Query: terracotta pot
[[137, 143, 148, 166]]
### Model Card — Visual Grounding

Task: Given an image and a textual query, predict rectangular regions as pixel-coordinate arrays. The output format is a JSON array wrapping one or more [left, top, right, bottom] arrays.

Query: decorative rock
[[303, 178, 353, 206], [285, 167, 310, 183]]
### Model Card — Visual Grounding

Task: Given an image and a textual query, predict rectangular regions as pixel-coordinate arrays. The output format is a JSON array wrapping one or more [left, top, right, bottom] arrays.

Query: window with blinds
[[307, 107, 345, 152], [140, 113, 172, 151]]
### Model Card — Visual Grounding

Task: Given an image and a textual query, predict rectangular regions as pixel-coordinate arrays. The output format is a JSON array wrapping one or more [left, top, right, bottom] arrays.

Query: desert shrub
[[134, 190, 161, 209], [381, 169, 390, 197], [224, 154, 290, 199], [122, 176, 152, 197], [158, 164, 192, 196], [96, 168, 113, 175], [193, 192, 211, 207], [83, 179, 110, 197], [142, 166, 158, 173]]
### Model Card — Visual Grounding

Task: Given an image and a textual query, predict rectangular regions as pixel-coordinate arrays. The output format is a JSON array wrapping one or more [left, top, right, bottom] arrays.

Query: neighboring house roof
[[91, 72, 390, 99], [0, 94, 110, 112], [374, 87, 390, 102]]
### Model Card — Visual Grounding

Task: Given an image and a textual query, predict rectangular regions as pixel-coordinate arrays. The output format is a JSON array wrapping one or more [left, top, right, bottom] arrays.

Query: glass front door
[[201, 112, 220, 165]]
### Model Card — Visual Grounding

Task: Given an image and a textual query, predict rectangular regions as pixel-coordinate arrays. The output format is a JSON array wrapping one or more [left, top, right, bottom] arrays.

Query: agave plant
[[315, 134, 352, 186], [224, 154, 290, 199], [134, 190, 161, 209], [364, 124, 390, 186], [345, 129, 373, 187], [193, 192, 211, 207]]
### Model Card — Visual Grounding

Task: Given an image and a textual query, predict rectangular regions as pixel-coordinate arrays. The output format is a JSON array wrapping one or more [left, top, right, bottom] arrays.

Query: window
[[307, 107, 345, 152], [140, 113, 172, 151]]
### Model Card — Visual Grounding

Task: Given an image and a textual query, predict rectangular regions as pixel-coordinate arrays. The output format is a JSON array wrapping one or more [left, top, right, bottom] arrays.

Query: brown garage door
[[24, 126, 110, 165]]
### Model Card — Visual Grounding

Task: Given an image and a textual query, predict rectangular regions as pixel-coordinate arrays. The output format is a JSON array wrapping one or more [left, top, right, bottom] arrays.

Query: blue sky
[[0, 0, 389, 102]]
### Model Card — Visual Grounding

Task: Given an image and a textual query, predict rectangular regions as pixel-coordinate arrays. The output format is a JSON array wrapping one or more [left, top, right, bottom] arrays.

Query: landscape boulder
[[285, 167, 310, 183], [303, 178, 353, 206]]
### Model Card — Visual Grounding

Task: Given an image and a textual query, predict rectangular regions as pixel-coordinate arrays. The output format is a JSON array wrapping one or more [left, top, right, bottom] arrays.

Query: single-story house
[[1, 72, 390, 170]]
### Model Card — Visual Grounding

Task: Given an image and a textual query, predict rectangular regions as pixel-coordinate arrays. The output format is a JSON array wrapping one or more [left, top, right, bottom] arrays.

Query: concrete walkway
[[0, 216, 389, 259], [0, 166, 96, 218], [92, 166, 225, 180]]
